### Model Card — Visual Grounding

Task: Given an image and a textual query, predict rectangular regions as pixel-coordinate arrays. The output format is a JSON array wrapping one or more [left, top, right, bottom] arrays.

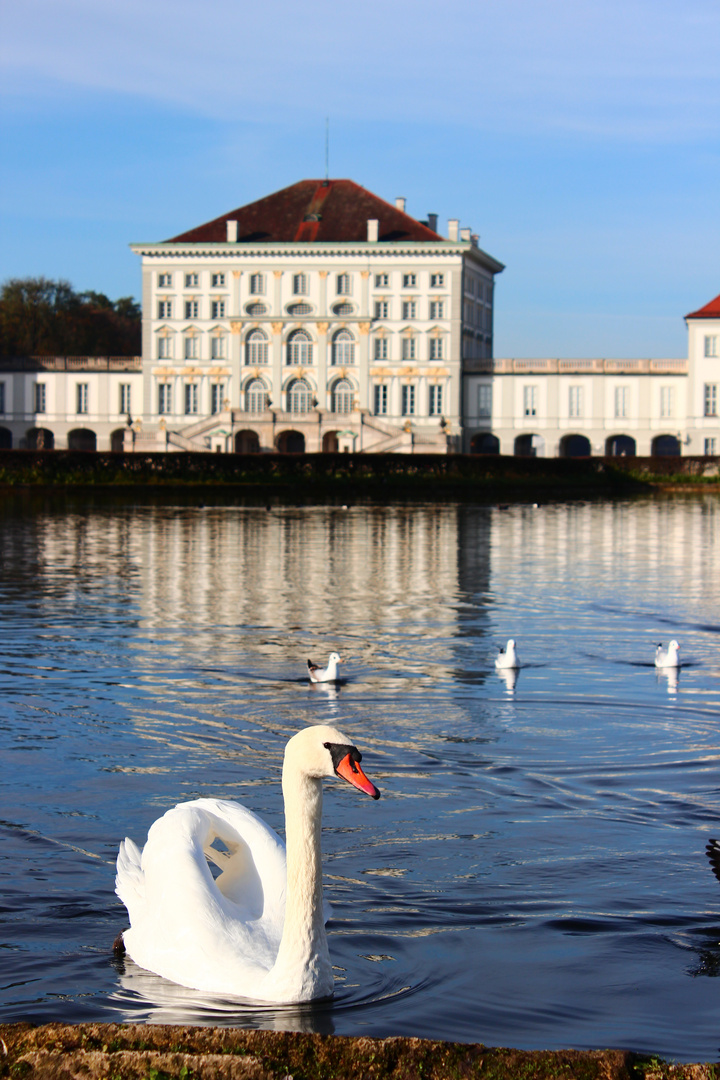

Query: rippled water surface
[[3, 492, 720, 1060]]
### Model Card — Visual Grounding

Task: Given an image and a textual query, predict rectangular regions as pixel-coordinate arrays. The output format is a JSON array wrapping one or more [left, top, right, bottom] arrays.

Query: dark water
[[2, 493, 720, 1060]]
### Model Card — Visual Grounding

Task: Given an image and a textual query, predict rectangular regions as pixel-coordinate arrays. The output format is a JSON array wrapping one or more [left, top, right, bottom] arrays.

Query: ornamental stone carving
[[230, 321, 244, 334]]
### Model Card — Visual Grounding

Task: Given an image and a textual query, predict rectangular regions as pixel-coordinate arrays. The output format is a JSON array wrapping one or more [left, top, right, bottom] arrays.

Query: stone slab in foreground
[[0, 1024, 713, 1080]]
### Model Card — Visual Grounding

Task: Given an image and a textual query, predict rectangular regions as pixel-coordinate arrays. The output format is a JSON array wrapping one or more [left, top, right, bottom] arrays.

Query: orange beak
[[336, 752, 380, 800]]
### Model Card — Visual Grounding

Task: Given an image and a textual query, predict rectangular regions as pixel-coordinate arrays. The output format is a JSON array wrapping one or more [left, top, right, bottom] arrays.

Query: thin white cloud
[[2, 0, 720, 140]]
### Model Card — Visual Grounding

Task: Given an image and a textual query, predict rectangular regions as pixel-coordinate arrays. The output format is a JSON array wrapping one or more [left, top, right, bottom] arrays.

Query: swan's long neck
[[264, 767, 332, 1000]]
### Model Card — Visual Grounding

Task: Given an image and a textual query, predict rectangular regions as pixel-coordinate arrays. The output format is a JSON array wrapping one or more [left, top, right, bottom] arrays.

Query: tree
[[0, 277, 141, 357]]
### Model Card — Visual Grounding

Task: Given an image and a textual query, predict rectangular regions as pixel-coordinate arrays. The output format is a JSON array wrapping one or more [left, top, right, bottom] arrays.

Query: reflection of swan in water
[[112, 955, 336, 1033], [495, 639, 519, 670], [497, 666, 519, 693], [657, 665, 679, 694], [307, 653, 342, 683], [655, 640, 680, 669], [115, 725, 380, 1003]]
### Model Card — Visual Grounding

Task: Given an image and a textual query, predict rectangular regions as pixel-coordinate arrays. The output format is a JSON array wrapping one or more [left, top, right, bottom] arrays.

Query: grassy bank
[[0, 452, 718, 500], [0, 1023, 712, 1080]]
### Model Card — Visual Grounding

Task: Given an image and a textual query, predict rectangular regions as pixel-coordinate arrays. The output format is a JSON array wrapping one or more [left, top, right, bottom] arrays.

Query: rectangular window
[[249, 273, 264, 294], [184, 383, 198, 415], [478, 383, 492, 417], [185, 299, 199, 319], [569, 385, 583, 418], [119, 384, 131, 415], [211, 273, 226, 287], [0, 382, 5, 413], [373, 337, 388, 360], [158, 300, 173, 319], [211, 299, 226, 319], [523, 385, 538, 417], [374, 300, 389, 319], [401, 384, 416, 415], [185, 273, 199, 288], [660, 386, 675, 418], [211, 384, 225, 414], [184, 336, 199, 360], [34, 383, 46, 413], [292, 273, 308, 295], [401, 337, 416, 361], [429, 300, 444, 320], [429, 337, 444, 360], [375, 273, 389, 288], [211, 336, 226, 359], [373, 384, 387, 415], [76, 384, 89, 415], [158, 384, 172, 415], [705, 437, 717, 455], [430, 273, 444, 288], [614, 386, 629, 419], [158, 336, 173, 359], [158, 273, 172, 287], [402, 300, 417, 320], [705, 336, 719, 358], [337, 273, 351, 295], [402, 273, 416, 288], [429, 384, 443, 416], [704, 383, 718, 417]]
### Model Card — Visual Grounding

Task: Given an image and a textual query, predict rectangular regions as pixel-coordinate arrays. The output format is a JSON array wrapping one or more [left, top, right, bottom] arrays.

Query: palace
[[0, 178, 717, 456]]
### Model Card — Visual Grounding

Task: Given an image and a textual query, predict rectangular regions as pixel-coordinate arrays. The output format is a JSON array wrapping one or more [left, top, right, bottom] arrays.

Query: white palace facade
[[0, 177, 718, 457]]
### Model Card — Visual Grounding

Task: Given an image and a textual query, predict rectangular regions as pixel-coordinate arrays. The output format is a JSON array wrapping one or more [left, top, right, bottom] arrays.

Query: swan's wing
[[116, 836, 145, 925], [116, 798, 287, 995]]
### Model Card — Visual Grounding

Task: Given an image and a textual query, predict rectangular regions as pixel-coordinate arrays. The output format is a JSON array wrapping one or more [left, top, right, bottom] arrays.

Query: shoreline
[[0, 1022, 711, 1079]]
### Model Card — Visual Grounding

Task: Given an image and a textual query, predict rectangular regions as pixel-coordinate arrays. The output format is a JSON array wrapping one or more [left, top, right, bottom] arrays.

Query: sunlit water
[[2, 492, 720, 1060]]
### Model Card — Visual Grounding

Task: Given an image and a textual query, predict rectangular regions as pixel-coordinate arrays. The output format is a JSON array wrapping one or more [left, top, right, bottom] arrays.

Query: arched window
[[246, 379, 267, 414], [332, 379, 354, 415], [331, 330, 355, 366], [245, 302, 266, 316], [287, 330, 312, 366], [245, 329, 268, 365], [287, 378, 312, 414]]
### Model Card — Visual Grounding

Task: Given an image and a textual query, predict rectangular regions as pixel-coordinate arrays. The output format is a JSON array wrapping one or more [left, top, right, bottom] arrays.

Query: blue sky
[[1, 0, 719, 357]]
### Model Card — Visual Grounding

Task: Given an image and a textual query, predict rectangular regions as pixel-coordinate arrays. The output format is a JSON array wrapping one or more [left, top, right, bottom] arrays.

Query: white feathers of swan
[[115, 725, 378, 1003]]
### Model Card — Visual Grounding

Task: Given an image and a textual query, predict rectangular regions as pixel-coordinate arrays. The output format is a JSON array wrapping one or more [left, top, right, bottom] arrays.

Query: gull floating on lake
[[307, 652, 342, 683], [495, 639, 519, 670], [655, 640, 680, 669]]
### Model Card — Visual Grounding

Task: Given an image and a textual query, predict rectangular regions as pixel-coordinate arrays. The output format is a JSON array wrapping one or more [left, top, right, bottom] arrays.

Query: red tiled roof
[[686, 292, 720, 319], [167, 180, 443, 244]]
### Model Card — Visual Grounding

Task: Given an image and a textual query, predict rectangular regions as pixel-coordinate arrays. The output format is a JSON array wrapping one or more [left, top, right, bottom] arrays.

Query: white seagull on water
[[655, 640, 680, 669], [307, 652, 342, 683], [495, 639, 519, 670]]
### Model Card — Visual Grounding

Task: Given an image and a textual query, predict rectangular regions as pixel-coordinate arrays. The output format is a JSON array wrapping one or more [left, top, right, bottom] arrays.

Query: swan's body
[[115, 725, 379, 1003], [495, 639, 519, 670], [655, 640, 680, 668], [307, 652, 341, 683]]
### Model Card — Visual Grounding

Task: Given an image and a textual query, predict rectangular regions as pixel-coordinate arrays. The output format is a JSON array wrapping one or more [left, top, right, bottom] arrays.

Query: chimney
[[448, 218, 459, 241], [427, 213, 438, 233], [367, 218, 379, 242], [395, 196, 406, 213], [471, 233, 479, 248], [226, 220, 238, 242], [460, 226, 471, 242]]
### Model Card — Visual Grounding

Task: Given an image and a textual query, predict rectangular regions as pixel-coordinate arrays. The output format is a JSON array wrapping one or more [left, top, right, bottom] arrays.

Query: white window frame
[[478, 383, 492, 417], [292, 273, 308, 295], [402, 300, 417, 320], [34, 383, 46, 413], [158, 273, 172, 287], [211, 272, 226, 287], [401, 384, 416, 416], [185, 299, 199, 319], [184, 336, 199, 360], [184, 383, 199, 415], [185, 272, 199, 288], [211, 299, 226, 319], [211, 383, 225, 414], [704, 383, 718, 417], [704, 437, 717, 455], [246, 379, 267, 414], [119, 383, 131, 415], [429, 300, 444, 320], [569, 385, 583, 419], [429, 337, 444, 360], [211, 336, 226, 360], [249, 273, 265, 295], [402, 273, 416, 288], [373, 337, 388, 360], [287, 330, 312, 366], [614, 385, 629, 419], [246, 330, 269, 365], [401, 337, 416, 361], [288, 378, 312, 414], [374, 384, 387, 415], [374, 299, 389, 319], [660, 385, 675, 419], [332, 379, 354, 415], [158, 383, 172, 415], [158, 300, 172, 319], [523, 385, 538, 417], [158, 335, 173, 360], [429, 384, 443, 416], [331, 330, 355, 366], [430, 273, 445, 288], [336, 273, 351, 296], [76, 383, 89, 415], [704, 335, 719, 358], [375, 273, 389, 288]]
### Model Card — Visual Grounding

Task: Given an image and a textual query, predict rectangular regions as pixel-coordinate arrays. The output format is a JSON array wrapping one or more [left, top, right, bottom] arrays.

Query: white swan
[[307, 652, 341, 683], [655, 640, 680, 668], [115, 725, 380, 1003], [495, 639, 519, 670]]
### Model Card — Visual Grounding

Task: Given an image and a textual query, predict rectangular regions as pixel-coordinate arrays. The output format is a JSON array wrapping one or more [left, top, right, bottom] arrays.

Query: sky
[[1, 0, 719, 358]]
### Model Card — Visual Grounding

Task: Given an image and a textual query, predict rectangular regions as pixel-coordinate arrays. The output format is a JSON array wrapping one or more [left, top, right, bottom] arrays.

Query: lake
[[2, 491, 720, 1061]]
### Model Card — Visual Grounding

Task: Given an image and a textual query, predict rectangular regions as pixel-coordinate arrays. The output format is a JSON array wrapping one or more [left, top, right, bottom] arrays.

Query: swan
[[115, 724, 380, 1003], [307, 652, 341, 683], [495, 639, 519, 670], [655, 640, 680, 668]]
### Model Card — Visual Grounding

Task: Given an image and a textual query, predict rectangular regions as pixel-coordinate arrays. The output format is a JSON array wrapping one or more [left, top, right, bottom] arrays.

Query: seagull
[[495, 639, 519, 670], [307, 652, 342, 683], [655, 640, 680, 668]]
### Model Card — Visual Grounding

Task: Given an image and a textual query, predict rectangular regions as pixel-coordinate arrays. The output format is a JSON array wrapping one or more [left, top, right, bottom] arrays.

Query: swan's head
[[284, 725, 380, 799]]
